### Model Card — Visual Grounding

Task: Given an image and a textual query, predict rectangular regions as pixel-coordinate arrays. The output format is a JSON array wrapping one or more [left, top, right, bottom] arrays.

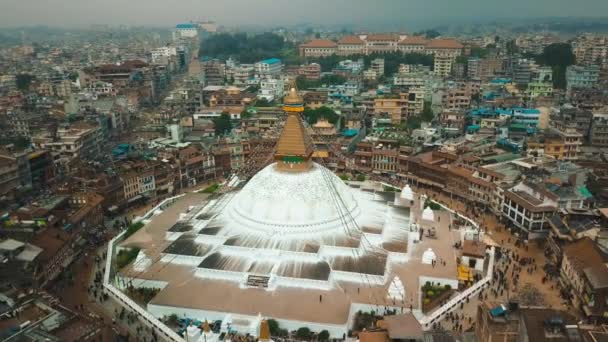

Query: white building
[[255, 58, 283, 77], [174, 23, 198, 39], [257, 78, 285, 102], [151, 46, 177, 63]]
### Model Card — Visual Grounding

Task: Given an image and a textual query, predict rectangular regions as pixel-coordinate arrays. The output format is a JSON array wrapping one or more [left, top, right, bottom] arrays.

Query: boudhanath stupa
[[115, 88, 462, 338]]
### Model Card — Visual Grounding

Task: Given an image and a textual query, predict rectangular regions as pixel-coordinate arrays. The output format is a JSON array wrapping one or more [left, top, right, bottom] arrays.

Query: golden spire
[[275, 88, 313, 172], [203, 320, 210, 333], [259, 319, 271, 341]]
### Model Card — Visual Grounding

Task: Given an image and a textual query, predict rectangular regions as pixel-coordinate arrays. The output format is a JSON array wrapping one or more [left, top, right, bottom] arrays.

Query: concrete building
[[590, 112, 608, 147], [566, 65, 600, 91], [336, 36, 365, 56], [298, 39, 338, 57], [434, 55, 453, 78], [501, 181, 558, 239], [255, 58, 283, 77], [257, 78, 285, 102], [174, 23, 198, 39], [371, 58, 385, 76]]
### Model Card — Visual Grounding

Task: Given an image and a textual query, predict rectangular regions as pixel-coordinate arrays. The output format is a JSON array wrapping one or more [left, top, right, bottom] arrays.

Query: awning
[[490, 304, 507, 317]]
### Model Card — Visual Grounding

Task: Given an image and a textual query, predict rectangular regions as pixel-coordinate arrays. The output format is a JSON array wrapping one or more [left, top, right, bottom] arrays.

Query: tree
[[296, 327, 312, 340], [303, 106, 339, 125], [213, 112, 232, 136], [506, 40, 518, 55], [255, 98, 272, 107], [16, 73, 34, 91], [267, 319, 280, 336], [536, 43, 576, 89], [296, 76, 320, 90], [420, 101, 434, 122], [200, 32, 289, 63], [318, 330, 330, 341]]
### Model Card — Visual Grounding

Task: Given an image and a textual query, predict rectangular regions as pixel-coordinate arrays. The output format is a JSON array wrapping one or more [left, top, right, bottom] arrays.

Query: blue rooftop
[[490, 78, 512, 84], [261, 58, 281, 65], [176, 23, 196, 29]]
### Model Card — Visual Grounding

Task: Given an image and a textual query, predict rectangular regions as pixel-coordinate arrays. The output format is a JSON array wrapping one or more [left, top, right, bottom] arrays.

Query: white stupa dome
[[422, 206, 435, 222], [400, 184, 414, 201], [225, 162, 361, 237], [421, 248, 437, 264]]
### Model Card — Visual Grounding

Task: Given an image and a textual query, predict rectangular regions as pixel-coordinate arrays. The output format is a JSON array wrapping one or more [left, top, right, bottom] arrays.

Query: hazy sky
[[1, 0, 608, 29]]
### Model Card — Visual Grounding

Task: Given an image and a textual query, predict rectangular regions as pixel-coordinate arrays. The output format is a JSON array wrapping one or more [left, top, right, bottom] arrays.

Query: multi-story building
[[151, 46, 177, 63], [364, 34, 400, 54], [255, 58, 283, 78], [434, 55, 453, 78], [174, 23, 198, 39], [590, 112, 608, 146], [298, 39, 338, 57], [560, 238, 608, 323], [32, 125, 103, 170], [551, 108, 593, 140], [202, 59, 226, 86], [442, 82, 475, 111], [425, 39, 463, 58], [229, 65, 255, 86], [566, 65, 600, 91], [0, 154, 20, 198], [371, 58, 385, 76], [374, 95, 406, 125], [572, 34, 608, 67], [297, 63, 321, 80], [336, 36, 365, 55], [527, 130, 582, 160], [501, 181, 558, 239], [299, 35, 464, 58], [439, 111, 466, 136], [258, 78, 285, 102], [397, 36, 428, 54]]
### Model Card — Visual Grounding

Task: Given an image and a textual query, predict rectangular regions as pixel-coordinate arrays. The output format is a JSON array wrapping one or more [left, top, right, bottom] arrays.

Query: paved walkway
[[415, 187, 572, 335]]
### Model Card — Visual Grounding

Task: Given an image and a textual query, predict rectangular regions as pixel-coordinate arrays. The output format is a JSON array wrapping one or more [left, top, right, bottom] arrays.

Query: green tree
[[255, 98, 272, 107], [16, 73, 34, 91], [506, 40, 518, 55], [420, 101, 434, 122], [200, 32, 289, 63], [536, 43, 576, 89], [296, 76, 321, 90], [267, 319, 280, 336], [320, 74, 346, 85], [213, 112, 232, 136], [318, 330, 330, 341], [296, 327, 312, 340], [303, 106, 339, 125]]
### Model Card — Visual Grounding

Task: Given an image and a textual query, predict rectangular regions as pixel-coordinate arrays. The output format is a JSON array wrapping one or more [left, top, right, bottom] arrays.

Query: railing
[[419, 246, 495, 328], [104, 218, 185, 342]]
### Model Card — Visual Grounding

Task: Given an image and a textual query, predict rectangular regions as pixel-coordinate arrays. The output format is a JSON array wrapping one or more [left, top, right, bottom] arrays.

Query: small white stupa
[[387, 276, 405, 302], [422, 206, 435, 222], [186, 324, 201, 341], [421, 248, 437, 265], [400, 184, 414, 201]]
